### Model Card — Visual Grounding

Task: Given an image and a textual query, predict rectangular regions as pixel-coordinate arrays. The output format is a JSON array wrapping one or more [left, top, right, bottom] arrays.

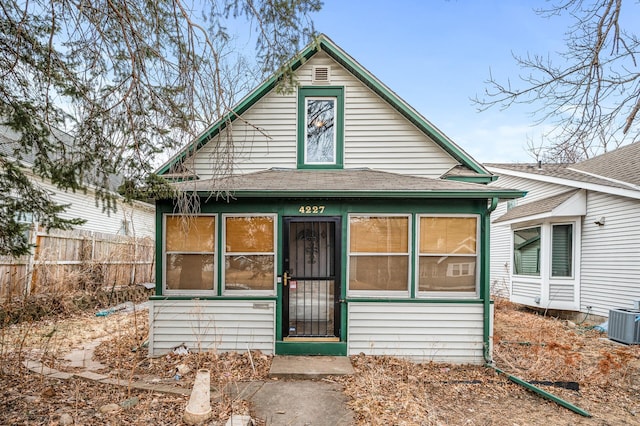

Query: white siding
[[347, 302, 486, 364], [34, 176, 155, 238], [489, 201, 511, 298], [489, 175, 572, 302], [581, 192, 640, 317], [191, 52, 458, 178], [149, 300, 276, 356]]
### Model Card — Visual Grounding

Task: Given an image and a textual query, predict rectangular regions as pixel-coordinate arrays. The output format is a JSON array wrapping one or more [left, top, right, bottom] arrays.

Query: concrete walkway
[[25, 339, 356, 425]]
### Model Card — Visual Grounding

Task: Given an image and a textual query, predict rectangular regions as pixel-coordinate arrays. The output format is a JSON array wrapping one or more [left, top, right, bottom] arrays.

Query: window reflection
[[306, 98, 336, 163]]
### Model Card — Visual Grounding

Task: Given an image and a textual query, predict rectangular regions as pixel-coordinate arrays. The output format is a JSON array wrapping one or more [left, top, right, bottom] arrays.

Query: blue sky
[[310, 1, 574, 163]]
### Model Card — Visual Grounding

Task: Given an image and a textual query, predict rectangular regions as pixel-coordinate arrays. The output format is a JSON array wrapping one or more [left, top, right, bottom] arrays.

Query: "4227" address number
[[298, 205, 325, 214]]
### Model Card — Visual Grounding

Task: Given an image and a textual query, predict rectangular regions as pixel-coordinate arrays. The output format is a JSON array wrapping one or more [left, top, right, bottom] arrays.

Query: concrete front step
[[269, 356, 354, 379]]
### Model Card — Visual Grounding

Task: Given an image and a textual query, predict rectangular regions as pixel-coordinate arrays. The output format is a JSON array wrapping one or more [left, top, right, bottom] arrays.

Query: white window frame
[[512, 225, 542, 277], [550, 222, 575, 279], [509, 218, 581, 311], [347, 213, 411, 298], [222, 213, 277, 296], [163, 213, 217, 296], [416, 214, 480, 299]]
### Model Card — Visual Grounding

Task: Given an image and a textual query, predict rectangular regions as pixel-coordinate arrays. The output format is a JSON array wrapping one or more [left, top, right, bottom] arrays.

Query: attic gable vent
[[313, 65, 331, 83]]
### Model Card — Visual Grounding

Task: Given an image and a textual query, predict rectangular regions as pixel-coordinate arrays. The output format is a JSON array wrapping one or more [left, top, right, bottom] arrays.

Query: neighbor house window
[[513, 226, 541, 276], [164, 215, 216, 292], [223, 214, 276, 293], [297, 87, 344, 168], [551, 224, 573, 277], [348, 215, 410, 294], [418, 216, 478, 294]]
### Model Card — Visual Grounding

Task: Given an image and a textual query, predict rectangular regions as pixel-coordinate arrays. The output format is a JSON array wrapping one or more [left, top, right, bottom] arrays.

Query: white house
[[148, 35, 524, 364], [0, 125, 155, 239], [487, 142, 640, 318]]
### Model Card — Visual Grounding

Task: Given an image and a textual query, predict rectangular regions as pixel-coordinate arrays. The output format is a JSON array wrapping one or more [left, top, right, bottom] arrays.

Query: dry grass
[[0, 298, 639, 425]]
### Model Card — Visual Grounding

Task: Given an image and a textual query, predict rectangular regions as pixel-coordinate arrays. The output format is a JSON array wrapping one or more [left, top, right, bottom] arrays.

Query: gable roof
[[174, 168, 524, 199], [157, 34, 492, 180]]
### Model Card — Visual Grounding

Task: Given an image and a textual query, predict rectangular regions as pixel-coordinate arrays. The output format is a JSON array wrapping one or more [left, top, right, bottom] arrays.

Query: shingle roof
[[570, 141, 640, 187], [175, 168, 523, 198], [485, 162, 634, 190], [493, 190, 580, 223]]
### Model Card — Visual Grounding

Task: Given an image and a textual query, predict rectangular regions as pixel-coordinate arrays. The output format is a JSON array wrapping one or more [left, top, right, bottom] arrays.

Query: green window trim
[[163, 214, 218, 296], [297, 86, 344, 169], [416, 214, 480, 298]]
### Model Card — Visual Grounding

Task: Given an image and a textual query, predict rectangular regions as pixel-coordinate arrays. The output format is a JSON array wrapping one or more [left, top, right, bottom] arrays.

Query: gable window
[[164, 215, 216, 293], [223, 214, 276, 294], [513, 226, 541, 276], [297, 87, 344, 168], [418, 216, 478, 295], [348, 215, 410, 295], [551, 224, 573, 277]]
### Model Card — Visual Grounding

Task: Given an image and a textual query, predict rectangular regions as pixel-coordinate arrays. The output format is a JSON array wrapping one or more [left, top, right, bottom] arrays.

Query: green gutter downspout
[[483, 197, 499, 363], [490, 366, 592, 418], [483, 197, 591, 418]]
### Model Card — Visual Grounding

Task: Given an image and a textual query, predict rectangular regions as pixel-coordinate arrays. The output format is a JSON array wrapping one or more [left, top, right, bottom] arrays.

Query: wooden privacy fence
[[0, 226, 155, 300]]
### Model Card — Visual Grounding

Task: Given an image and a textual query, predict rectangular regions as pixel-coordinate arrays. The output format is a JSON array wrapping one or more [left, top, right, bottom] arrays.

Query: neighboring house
[[149, 35, 523, 364], [0, 126, 155, 238], [487, 142, 640, 318]]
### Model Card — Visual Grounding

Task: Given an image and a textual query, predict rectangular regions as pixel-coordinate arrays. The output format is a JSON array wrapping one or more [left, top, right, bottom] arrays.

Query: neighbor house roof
[[157, 34, 493, 181], [174, 168, 524, 199], [570, 141, 640, 187]]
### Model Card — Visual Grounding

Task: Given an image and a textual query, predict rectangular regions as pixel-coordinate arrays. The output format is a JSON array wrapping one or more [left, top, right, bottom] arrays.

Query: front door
[[282, 217, 341, 340]]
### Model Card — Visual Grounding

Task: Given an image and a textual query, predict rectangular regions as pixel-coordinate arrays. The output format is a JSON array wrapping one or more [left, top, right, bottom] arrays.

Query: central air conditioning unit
[[608, 308, 640, 344]]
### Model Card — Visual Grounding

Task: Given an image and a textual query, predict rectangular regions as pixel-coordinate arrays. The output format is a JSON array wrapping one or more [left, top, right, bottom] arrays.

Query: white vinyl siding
[[511, 279, 541, 300], [489, 201, 512, 298], [191, 52, 457, 178], [29, 174, 155, 238], [347, 302, 487, 364], [581, 192, 640, 317], [148, 299, 275, 356]]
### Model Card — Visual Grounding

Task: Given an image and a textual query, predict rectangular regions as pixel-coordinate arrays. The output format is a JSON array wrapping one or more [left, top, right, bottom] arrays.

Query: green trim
[[149, 295, 278, 301], [154, 203, 163, 296], [157, 34, 490, 177], [275, 341, 347, 356], [482, 209, 492, 362], [446, 175, 498, 183], [190, 189, 527, 200], [297, 87, 344, 169], [344, 298, 485, 304]]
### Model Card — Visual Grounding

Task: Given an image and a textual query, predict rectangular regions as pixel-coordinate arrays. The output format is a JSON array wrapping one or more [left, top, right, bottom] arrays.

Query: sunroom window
[[164, 215, 216, 292], [418, 216, 478, 294], [223, 215, 276, 293], [551, 224, 573, 277], [513, 226, 541, 276], [348, 215, 410, 294]]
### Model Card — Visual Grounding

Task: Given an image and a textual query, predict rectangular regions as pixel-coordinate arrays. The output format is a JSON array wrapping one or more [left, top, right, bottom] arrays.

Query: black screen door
[[282, 217, 341, 339]]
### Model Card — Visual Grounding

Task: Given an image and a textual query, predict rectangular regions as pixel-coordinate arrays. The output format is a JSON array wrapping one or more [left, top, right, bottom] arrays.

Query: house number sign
[[298, 205, 325, 214]]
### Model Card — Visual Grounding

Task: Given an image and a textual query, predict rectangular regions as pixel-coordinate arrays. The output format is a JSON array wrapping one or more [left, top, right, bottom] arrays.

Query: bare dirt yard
[[0, 297, 638, 425]]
